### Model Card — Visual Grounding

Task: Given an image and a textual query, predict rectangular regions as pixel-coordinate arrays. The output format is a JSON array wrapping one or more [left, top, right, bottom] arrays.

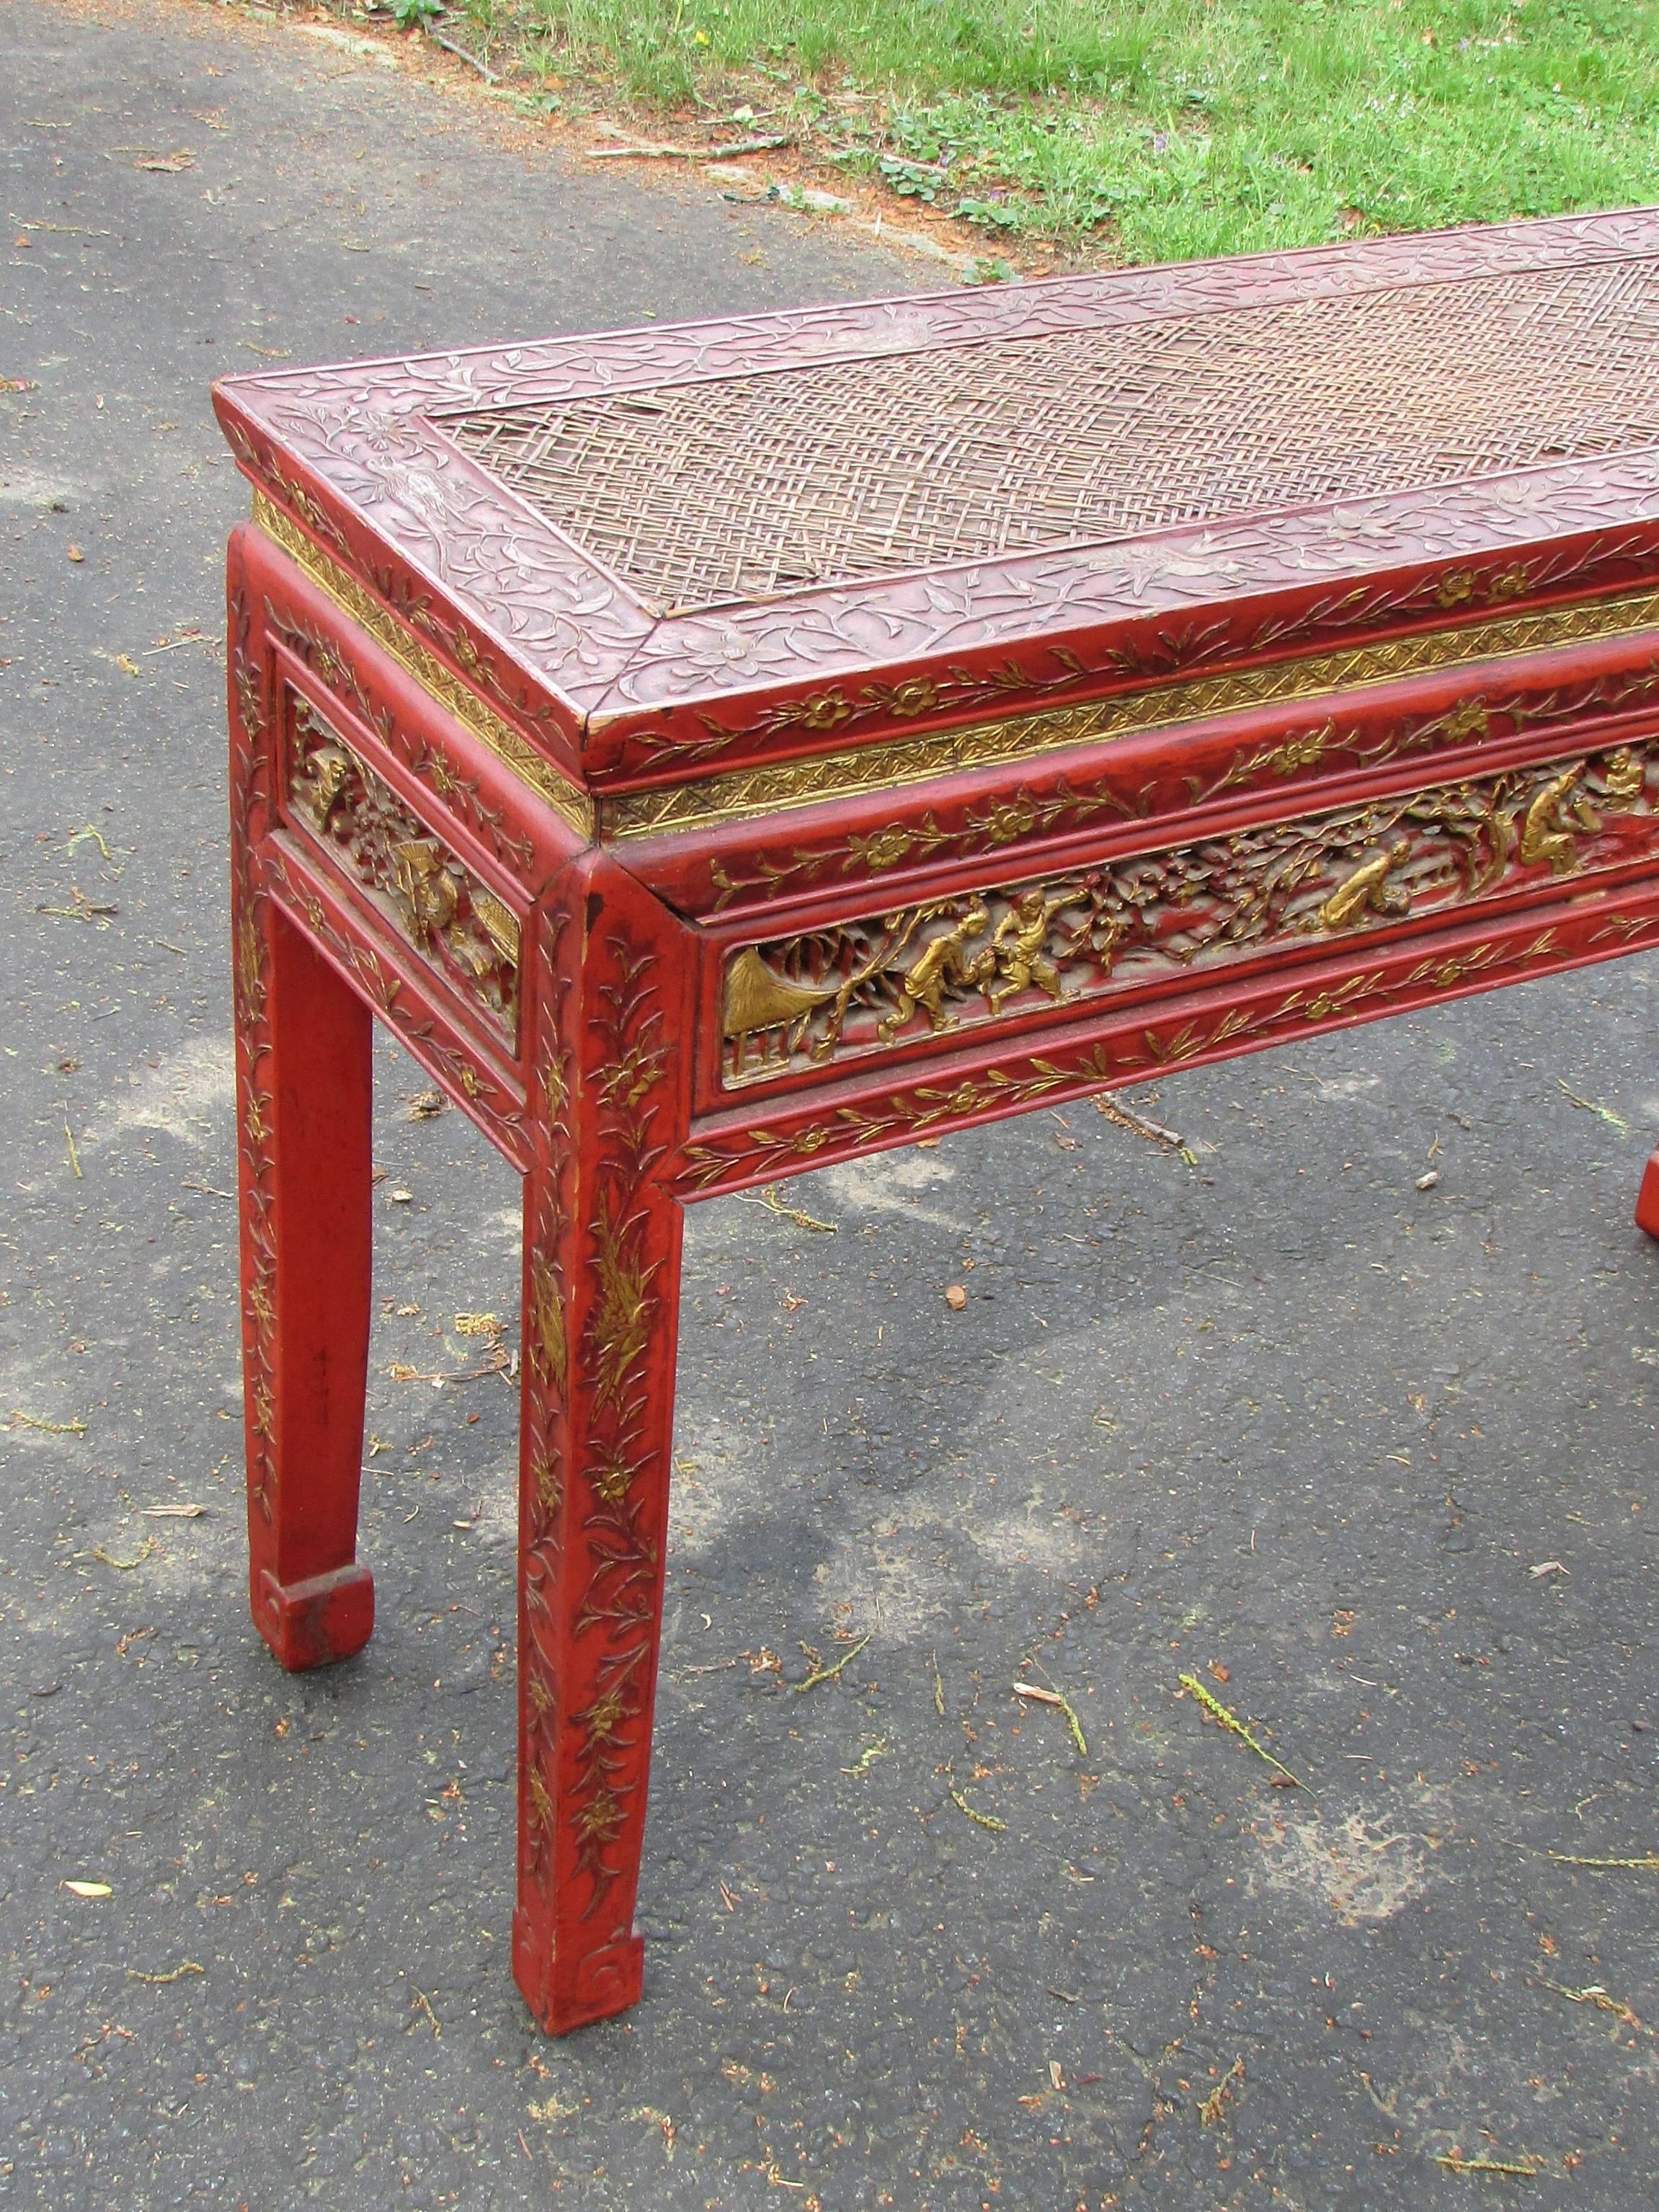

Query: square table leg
[[233, 879, 376, 1670], [511, 860, 689, 2033]]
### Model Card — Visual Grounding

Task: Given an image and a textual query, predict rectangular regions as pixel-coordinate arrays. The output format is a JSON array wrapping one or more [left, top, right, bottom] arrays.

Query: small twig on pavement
[[948, 1785, 1006, 1833], [1094, 1092, 1196, 1163], [1548, 1849, 1659, 1871], [739, 1186, 837, 1232], [1013, 1679, 1088, 1756], [1539, 1977, 1643, 2031], [793, 1632, 871, 1693], [1434, 2151, 1542, 2178], [1180, 1672, 1311, 1795]]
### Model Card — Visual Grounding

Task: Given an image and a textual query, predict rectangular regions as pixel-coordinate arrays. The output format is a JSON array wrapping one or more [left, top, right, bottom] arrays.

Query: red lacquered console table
[[215, 207, 1659, 2034]]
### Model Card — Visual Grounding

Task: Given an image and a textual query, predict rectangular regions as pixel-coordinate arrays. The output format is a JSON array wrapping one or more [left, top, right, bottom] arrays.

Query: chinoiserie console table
[[216, 206, 1659, 2035]]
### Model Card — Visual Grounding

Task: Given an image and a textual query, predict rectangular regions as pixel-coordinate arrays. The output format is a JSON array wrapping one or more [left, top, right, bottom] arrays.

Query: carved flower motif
[[1444, 698, 1490, 742], [881, 679, 941, 719], [1266, 729, 1328, 776], [450, 631, 479, 669], [853, 826, 916, 871], [793, 690, 853, 732], [1435, 569, 1476, 608], [1485, 563, 1530, 602], [979, 797, 1038, 845]]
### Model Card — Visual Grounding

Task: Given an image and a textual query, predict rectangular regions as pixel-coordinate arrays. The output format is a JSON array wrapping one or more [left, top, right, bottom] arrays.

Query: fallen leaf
[[135, 149, 196, 172], [945, 1284, 967, 1311], [1529, 1560, 1569, 1580], [1414, 1170, 1440, 1191], [67, 544, 84, 561], [388, 1187, 414, 1204], [115, 653, 141, 676], [62, 1880, 112, 1899], [139, 1503, 208, 1519]]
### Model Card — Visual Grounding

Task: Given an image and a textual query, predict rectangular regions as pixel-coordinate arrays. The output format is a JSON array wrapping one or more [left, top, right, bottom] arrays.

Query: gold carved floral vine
[[521, 922, 671, 1906], [609, 583, 1659, 840], [229, 591, 278, 1526], [703, 662, 1659, 908]]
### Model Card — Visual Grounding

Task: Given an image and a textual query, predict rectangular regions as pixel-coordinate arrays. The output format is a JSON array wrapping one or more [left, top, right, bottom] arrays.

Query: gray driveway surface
[[2, 5, 1657, 2205]]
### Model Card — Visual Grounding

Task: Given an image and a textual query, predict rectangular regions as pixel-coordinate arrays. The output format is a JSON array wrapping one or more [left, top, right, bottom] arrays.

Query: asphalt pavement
[[2, 5, 1658, 2206]]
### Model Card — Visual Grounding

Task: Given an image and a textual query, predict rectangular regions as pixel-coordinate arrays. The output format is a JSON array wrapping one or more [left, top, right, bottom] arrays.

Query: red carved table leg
[[228, 520, 699, 2029], [236, 899, 377, 1667], [231, 551, 375, 1671], [512, 854, 692, 2033]]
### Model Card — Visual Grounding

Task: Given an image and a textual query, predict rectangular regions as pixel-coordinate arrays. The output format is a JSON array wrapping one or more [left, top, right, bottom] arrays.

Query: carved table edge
[[254, 493, 597, 841], [252, 493, 1659, 874]]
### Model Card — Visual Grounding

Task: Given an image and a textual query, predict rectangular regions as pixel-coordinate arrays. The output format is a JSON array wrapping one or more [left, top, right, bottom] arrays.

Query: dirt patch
[[1255, 1801, 1446, 1926]]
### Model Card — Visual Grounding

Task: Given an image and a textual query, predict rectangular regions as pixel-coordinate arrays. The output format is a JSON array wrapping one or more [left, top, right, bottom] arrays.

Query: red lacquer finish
[[511, 853, 694, 2033], [231, 539, 377, 1669], [1637, 1150, 1659, 1239], [218, 210, 1659, 2031]]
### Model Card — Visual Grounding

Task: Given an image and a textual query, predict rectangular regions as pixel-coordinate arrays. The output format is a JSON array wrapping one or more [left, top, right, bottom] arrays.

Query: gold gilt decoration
[[608, 585, 1659, 839], [228, 587, 279, 1527], [721, 740, 1658, 1085], [288, 694, 522, 1038], [571, 938, 668, 1893], [687, 915, 1650, 1192], [253, 490, 595, 838], [257, 475, 1659, 849]]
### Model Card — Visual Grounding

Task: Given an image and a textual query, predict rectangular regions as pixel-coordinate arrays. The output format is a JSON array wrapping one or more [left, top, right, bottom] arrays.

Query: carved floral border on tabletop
[[664, 634, 1659, 895]]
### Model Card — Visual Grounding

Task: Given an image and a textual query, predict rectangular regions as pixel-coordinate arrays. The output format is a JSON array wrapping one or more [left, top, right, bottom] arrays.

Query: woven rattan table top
[[215, 207, 1659, 772], [445, 256, 1659, 616]]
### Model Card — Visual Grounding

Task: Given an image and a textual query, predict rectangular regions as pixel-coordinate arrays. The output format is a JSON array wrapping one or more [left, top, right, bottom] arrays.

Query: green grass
[[456, 0, 1659, 261]]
